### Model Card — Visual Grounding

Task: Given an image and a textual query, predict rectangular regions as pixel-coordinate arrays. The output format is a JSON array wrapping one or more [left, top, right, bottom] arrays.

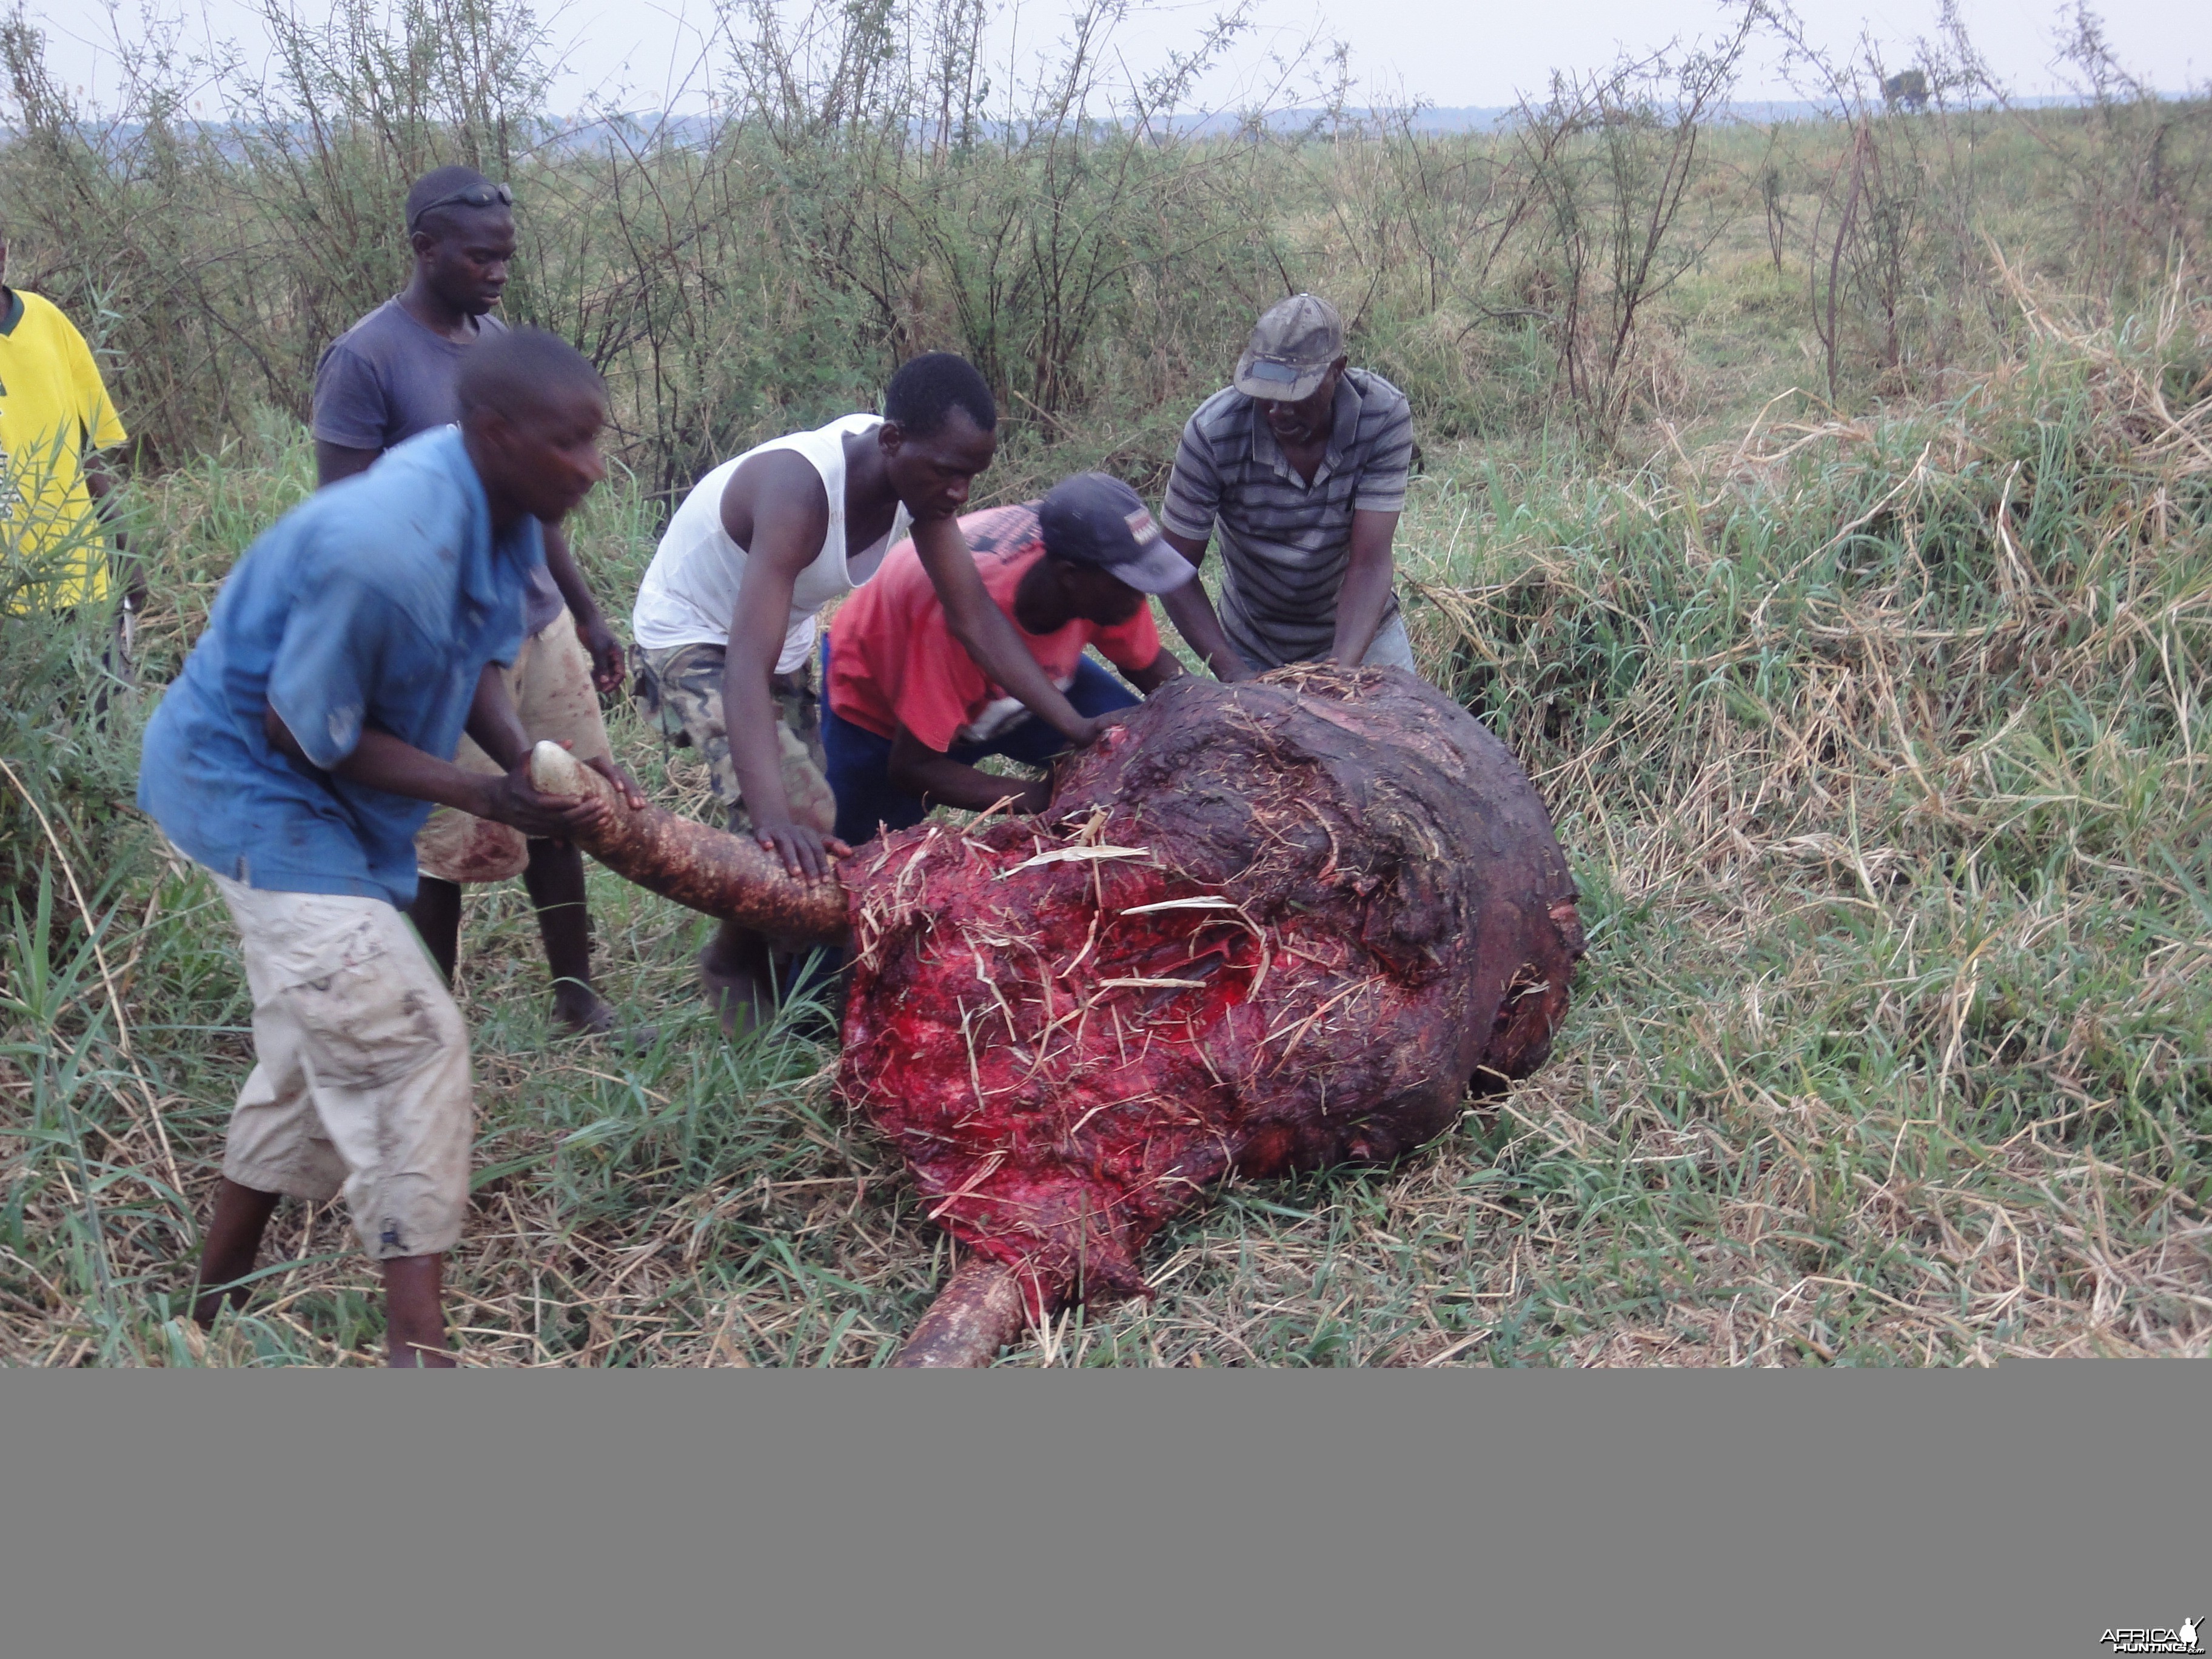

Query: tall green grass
[[0, 0, 2207, 1364], [3, 284, 2202, 1364]]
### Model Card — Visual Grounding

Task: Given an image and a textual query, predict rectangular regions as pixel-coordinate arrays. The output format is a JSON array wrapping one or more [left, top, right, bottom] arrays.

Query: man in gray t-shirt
[[1158, 293, 1418, 678], [315, 303, 560, 631], [310, 165, 636, 1041]]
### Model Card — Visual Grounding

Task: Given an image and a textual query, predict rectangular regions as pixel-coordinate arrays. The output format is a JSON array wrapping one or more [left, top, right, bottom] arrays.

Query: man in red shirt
[[823, 472, 1192, 845]]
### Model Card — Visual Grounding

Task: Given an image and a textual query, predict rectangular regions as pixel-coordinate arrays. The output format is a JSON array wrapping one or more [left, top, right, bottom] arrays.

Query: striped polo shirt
[[1159, 367, 1414, 669]]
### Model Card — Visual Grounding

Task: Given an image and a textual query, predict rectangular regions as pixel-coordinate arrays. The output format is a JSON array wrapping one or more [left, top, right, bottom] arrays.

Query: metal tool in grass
[[532, 665, 1585, 1366]]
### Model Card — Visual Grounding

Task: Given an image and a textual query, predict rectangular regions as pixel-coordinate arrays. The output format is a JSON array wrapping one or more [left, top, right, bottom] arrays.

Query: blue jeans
[[822, 637, 1139, 848]]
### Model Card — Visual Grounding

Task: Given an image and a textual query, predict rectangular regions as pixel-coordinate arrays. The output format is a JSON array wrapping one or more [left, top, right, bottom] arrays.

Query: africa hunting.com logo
[[2100, 1620, 2202, 1655]]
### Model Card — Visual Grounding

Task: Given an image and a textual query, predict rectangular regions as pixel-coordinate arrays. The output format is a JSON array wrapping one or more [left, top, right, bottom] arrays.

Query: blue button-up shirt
[[138, 426, 543, 907]]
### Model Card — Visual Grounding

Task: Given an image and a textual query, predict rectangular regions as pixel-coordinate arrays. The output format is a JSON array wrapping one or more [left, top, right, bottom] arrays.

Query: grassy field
[[4, 250, 2205, 1366], [1, 0, 2208, 1362]]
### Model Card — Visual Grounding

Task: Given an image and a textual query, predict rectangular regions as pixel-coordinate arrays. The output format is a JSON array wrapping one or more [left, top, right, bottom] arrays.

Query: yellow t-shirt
[[0, 289, 128, 606]]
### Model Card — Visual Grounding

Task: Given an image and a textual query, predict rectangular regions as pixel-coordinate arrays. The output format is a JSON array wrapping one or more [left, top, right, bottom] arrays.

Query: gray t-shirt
[[311, 299, 564, 635]]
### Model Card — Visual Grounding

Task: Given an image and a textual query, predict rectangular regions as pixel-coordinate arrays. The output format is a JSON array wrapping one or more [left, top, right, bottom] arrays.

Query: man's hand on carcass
[[1071, 707, 1137, 748], [581, 751, 649, 812], [477, 752, 612, 842], [755, 818, 851, 882]]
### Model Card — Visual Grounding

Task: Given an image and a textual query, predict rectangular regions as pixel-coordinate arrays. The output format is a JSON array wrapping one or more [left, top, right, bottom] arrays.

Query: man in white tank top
[[631, 354, 1114, 1031]]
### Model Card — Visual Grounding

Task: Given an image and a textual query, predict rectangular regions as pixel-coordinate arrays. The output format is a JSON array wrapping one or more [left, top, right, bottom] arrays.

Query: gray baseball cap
[[1233, 293, 1344, 402]]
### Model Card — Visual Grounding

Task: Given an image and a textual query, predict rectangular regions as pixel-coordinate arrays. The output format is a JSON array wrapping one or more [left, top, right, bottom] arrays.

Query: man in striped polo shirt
[[1158, 293, 1418, 679]]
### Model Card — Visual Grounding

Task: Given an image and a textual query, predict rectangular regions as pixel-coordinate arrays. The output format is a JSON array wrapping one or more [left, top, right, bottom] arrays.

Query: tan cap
[[1233, 293, 1344, 402]]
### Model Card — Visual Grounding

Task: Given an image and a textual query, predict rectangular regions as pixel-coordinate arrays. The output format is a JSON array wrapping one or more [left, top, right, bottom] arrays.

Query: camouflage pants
[[629, 642, 837, 836]]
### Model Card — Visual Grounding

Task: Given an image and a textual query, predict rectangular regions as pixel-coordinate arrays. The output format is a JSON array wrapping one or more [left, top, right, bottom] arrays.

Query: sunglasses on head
[[409, 181, 514, 231]]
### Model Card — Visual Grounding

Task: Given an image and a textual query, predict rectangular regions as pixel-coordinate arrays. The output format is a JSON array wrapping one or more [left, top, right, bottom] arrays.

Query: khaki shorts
[[416, 609, 614, 885], [206, 871, 474, 1261], [631, 641, 837, 836]]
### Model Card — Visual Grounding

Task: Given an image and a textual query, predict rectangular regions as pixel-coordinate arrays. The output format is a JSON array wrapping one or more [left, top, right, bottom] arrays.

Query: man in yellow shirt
[[0, 232, 132, 618]]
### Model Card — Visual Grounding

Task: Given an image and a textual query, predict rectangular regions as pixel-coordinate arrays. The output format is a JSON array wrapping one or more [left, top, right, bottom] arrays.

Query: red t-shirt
[[826, 501, 1162, 753]]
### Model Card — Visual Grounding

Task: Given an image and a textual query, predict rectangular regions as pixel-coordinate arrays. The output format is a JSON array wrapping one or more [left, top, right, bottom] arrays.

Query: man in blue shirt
[[139, 329, 643, 1366]]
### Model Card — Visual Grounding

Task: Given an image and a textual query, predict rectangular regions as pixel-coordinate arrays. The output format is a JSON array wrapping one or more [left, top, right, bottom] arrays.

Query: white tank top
[[631, 414, 912, 673]]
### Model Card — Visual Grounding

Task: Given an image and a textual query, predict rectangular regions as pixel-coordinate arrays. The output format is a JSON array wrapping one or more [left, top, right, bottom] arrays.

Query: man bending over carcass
[[138, 330, 645, 1366], [822, 472, 1190, 846], [631, 354, 1128, 1032], [1156, 293, 1419, 679]]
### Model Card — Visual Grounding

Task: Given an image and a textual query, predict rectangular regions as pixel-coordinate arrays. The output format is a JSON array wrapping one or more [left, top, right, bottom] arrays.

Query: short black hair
[[406, 164, 501, 237], [883, 352, 996, 437], [456, 327, 605, 422]]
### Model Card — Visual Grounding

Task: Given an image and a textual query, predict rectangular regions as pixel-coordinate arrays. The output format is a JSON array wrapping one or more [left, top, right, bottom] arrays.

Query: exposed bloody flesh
[[535, 663, 1585, 1362], [837, 665, 1585, 1322]]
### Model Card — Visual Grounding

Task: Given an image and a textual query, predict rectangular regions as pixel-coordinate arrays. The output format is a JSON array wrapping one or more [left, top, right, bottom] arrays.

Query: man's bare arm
[[911, 515, 1100, 742], [462, 660, 532, 771], [1156, 528, 1251, 682], [541, 521, 625, 692], [1327, 509, 1400, 666], [462, 659, 646, 814], [886, 726, 1052, 817], [82, 453, 138, 608], [262, 667, 612, 839], [314, 440, 381, 489], [82, 454, 126, 551], [1124, 649, 1185, 696], [722, 454, 850, 879]]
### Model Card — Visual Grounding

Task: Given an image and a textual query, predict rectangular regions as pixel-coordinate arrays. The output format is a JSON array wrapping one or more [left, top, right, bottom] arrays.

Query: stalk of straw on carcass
[[528, 741, 850, 946]]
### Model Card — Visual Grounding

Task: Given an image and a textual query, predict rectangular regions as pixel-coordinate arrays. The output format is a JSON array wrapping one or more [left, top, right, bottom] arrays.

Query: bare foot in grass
[[699, 947, 773, 1041], [552, 981, 659, 1051]]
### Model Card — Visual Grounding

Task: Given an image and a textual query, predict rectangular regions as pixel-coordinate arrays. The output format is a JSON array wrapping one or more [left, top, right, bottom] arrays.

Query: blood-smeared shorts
[[207, 870, 474, 1261], [415, 608, 614, 885]]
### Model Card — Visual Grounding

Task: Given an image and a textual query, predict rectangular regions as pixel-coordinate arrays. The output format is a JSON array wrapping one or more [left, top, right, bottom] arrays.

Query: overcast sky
[[30, 0, 2211, 116]]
